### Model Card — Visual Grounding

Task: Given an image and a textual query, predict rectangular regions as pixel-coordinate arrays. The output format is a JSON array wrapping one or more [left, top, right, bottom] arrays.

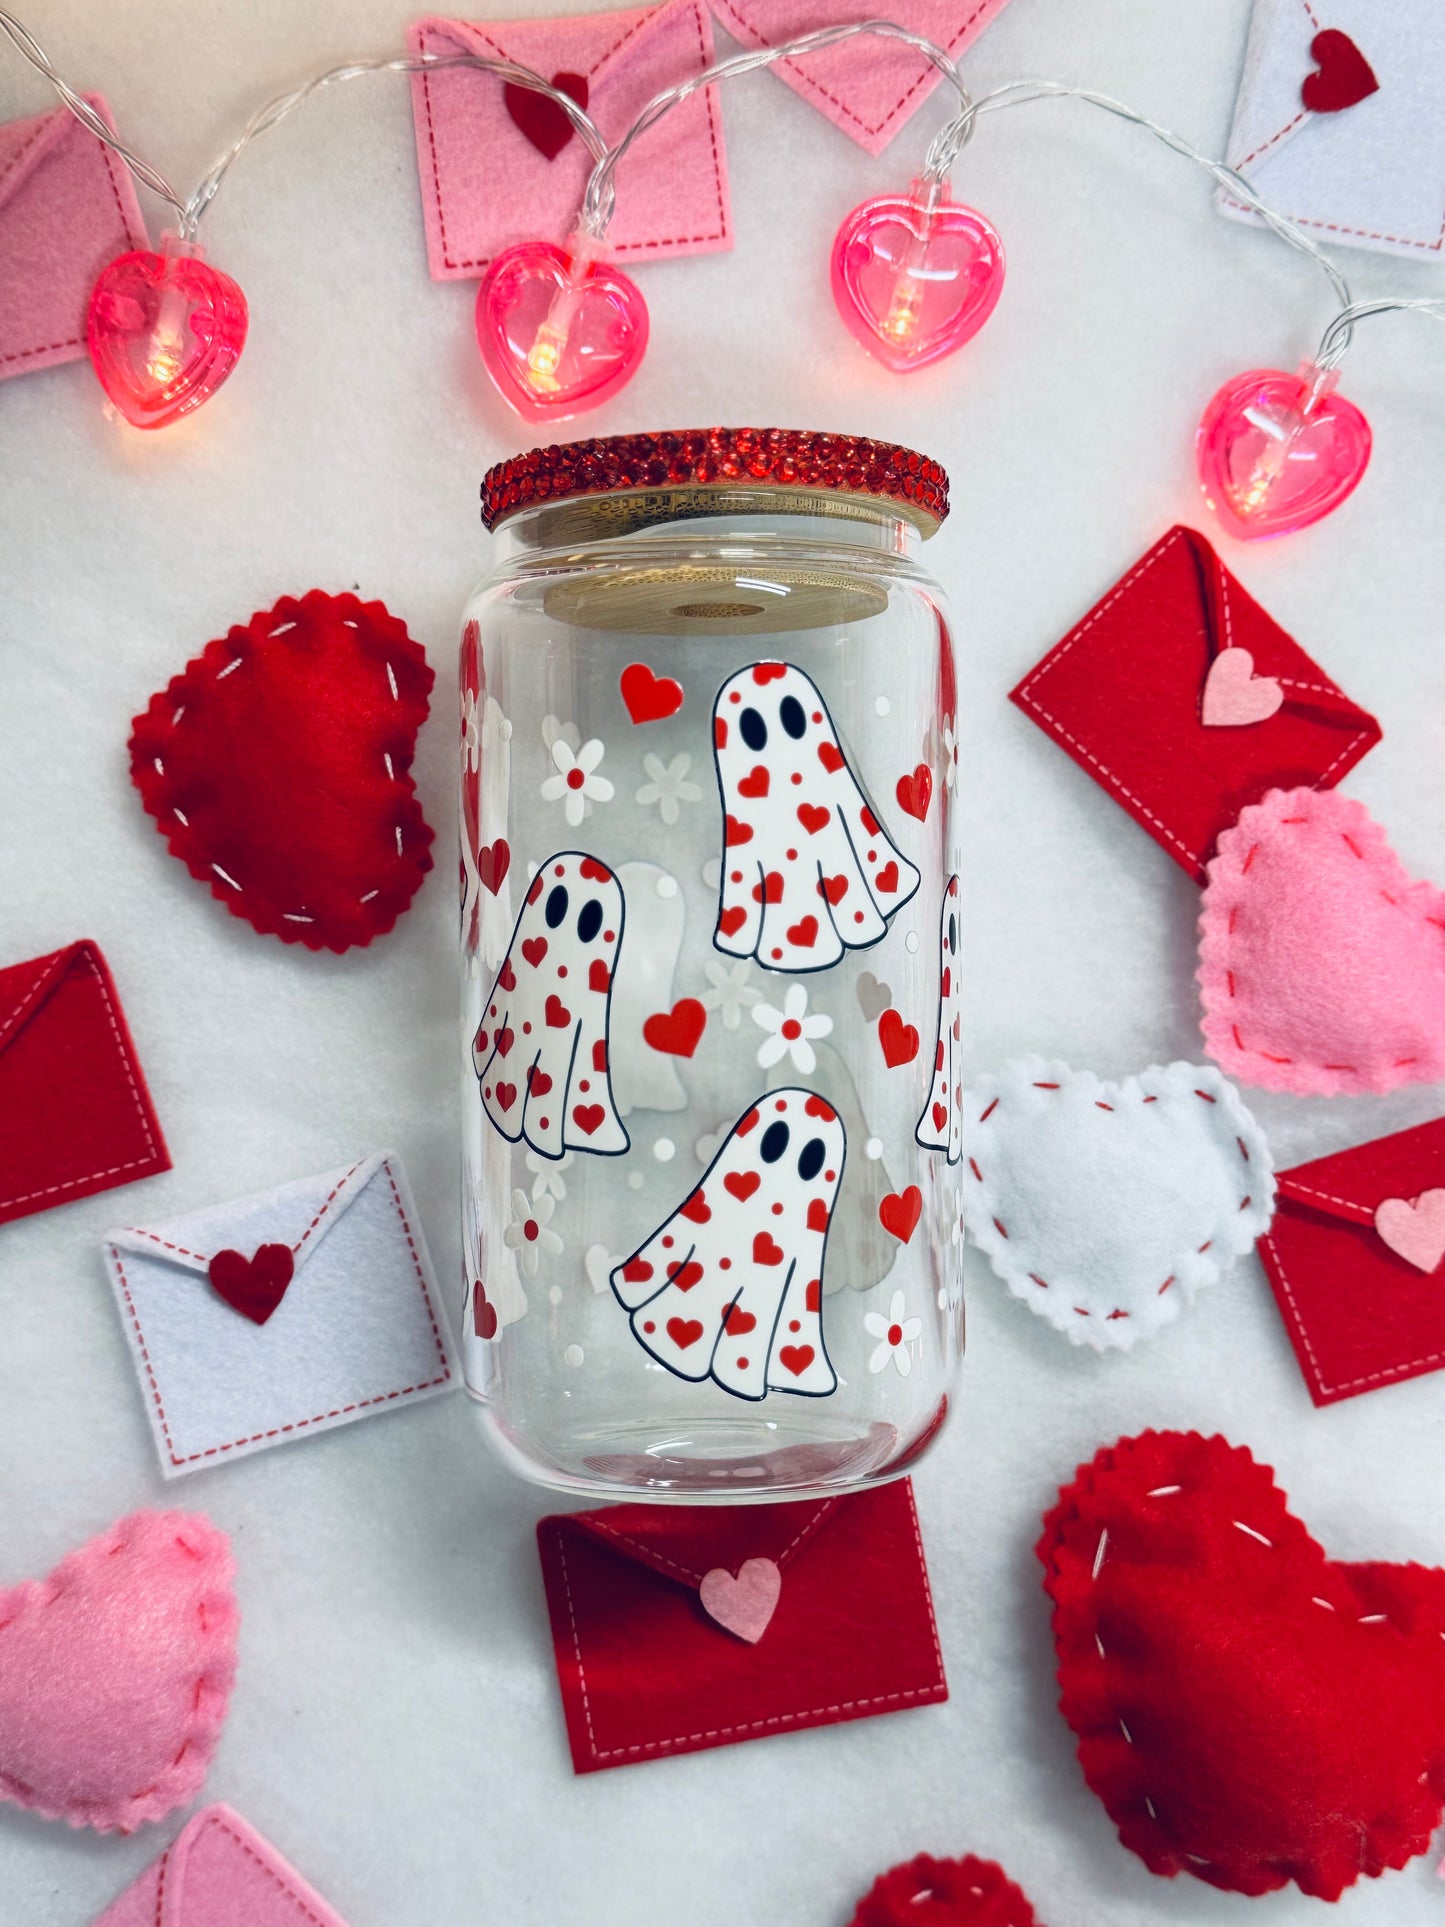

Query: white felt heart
[[960, 1059, 1275, 1350]]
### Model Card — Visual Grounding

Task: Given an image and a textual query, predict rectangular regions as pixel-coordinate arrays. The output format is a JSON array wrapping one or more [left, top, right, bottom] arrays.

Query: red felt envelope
[[0, 939, 170, 1227], [1259, 1118, 1445, 1406], [1010, 525, 1381, 883], [536, 1478, 946, 1773]]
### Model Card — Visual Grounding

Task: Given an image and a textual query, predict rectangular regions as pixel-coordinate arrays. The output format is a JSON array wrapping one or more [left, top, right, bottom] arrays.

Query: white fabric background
[[2, 3, 1444, 1923]]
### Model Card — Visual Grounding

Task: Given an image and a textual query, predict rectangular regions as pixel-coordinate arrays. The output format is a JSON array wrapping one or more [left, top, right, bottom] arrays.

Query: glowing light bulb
[[475, 231, 649, 421], [1196, 360, 1372, 539], [86, 233, 248, 430]]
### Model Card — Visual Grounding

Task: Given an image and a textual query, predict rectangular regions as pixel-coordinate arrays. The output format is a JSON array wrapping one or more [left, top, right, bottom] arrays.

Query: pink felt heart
[[1375, 1191, 1445, 1274], [699, 1558, 782, 1643], [0, 1510, 238, 1833], [1201, 648, 1283, 727], [1199, 787, 1445, 1096]]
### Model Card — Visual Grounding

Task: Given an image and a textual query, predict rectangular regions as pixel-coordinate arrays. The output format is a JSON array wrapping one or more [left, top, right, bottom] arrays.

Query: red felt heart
[[642, 997, 707, 1058], [848, 1853, 1041, 1927], [503, 70, 589, 161], [130, 591, 434, 952], [1039, 1430, 1445, 1900], [207, 1243, 295, 1325], [1301, 29, 1379, 114], [620, 661, 684, 724]]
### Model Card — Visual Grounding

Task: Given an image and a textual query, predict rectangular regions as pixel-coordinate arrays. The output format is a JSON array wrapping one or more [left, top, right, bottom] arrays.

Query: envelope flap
[[563, 1495, 840, 1591], [1277, 1116, 1445, 1224], [0, 101, 78, 214], [0, 940, 84, 1065], [161, 1802, 348, 1927], [107, 1153, 386, 1276], [416, 4, 674, 93], [1226, 0, 1320, 176]]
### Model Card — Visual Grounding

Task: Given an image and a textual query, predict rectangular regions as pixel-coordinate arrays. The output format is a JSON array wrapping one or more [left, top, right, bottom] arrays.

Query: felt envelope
[[1220, 0, 1445, 260], [1259, 1117, 1445, 1406], [1010, 524, 1381, 883], [104, 1151, 456, 1475], [408, 2, 731, 276], [93, 1803, 351, 1927], [0, 96, 148, 381], [536, 1478, 947, 1773]]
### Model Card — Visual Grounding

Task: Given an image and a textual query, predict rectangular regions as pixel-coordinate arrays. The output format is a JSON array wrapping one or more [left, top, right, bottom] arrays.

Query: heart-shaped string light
[[475, 230, 649, 422], [1196, 360, 1372, 540], [87, 235, 249, 429]]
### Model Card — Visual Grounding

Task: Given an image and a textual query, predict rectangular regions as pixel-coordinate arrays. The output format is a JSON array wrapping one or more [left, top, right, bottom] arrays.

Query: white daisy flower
[[751, 982, 833, 1074], [865, 1290, 923, 1376], [503, 1188, 563, 1276], [701, 956, 760, 1030], [942, 722, 959, 791], [541, 737, 614, 827], [526, 1148, 572, 1203], [460, 688, 481, 773], [635, 751, 703, 826]]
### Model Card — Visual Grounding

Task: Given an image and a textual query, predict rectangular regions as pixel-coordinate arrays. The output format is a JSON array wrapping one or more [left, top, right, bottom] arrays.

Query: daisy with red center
[[865, 1288, 923, 1375]]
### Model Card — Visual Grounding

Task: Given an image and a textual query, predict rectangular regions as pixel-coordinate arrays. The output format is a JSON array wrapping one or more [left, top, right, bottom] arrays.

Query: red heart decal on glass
[[472, 1280, 498, 1340], [831, 189, 1005, 373], [475, 238, 649, 422], [1039, 1429, 1445, 1900], [1301, 30, 1379, 114], [1196, 366, 1371, 539], [878, 1009, 920, 1068], [87, 242, 249, 429], [477, 838, 510, 895], [620, 661, 684, 724], [207, 1243, 295, 1325], [879, 1186, 922, 1243], [642, 997, 707, 1057], [895, 764, 932, 821], [503, 70, 588, 161]]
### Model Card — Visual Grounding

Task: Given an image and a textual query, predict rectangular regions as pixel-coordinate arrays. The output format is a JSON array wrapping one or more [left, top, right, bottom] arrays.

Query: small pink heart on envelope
[[1374, 1191, 1445, 1274], [699, 1557, 781, 1643], [1202, 647, 1284, 727]]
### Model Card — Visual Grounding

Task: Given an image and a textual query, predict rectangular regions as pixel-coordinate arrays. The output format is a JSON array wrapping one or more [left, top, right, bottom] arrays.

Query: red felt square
[[1010, 525, 1381, 883], [0, 940, 170, 1227], [536, 1478, 946, 1772], [1259, 1118, 1445, 1405]]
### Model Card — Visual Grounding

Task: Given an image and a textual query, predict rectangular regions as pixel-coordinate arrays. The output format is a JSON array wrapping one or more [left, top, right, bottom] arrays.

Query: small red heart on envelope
[[1201, 647, 1283, 727], [503, 70, 589, 162], [1301, 29, 1379, 115], [699, 1557, 781, 1643], [208, 1243, 295, 1325], [1374, 1190, 1445, 1274]]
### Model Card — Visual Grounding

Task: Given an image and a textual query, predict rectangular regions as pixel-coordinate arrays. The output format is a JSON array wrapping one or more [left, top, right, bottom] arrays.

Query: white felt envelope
[[1219, 0, 1445, 259], [104, 1152, 457, 1477]]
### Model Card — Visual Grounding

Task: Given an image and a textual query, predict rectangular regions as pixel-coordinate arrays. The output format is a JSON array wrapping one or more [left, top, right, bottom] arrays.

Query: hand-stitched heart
[[847, 1853, 1041, 1927], [207, 1243, 294, 1324], [1374, 1190, 1445, 1274], [698, 1558, 782, 1643], [1301, 28, 1379, 114], [1199, 787, 1445, 1096], [1038, 1430, 1445, 1899], [503, 69, 588, 161], [960, 1059, 1274, 1349], [1200, 647, 1283, 727], [130, 591, 434, 951], [0, 1511, 238, 1833]]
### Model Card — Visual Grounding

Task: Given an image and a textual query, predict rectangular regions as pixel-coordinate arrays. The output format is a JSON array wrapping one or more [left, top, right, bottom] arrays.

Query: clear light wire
[[1316, 296, 1445, 373]]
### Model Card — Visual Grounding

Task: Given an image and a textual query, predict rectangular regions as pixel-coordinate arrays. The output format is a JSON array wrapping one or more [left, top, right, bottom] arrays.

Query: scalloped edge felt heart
[[846, 1851, 1042, 1926]]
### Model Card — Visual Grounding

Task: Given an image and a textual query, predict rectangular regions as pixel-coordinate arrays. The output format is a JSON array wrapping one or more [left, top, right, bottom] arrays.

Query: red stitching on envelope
[[1220, 192, 1445, 252], [1262, 1229, 1445, 1397]]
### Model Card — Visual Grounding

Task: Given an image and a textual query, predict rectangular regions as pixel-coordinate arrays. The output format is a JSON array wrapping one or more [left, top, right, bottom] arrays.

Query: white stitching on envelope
[[1262, 1228, 1445, 1395]]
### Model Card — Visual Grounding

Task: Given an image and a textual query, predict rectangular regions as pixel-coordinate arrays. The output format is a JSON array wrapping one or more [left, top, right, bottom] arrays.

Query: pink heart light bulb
[[831, 175, 1005, 373], [475, 230, 649, 421], [1196, 361, 1372, 539], [86, 234, 248, 429]]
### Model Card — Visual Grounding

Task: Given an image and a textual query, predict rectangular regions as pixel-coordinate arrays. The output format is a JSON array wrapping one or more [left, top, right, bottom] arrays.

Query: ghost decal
[[611, 1088, 844, 1401], [472, 850, 629, 1160], [712, 661, 921, 973], [915, 873, 962, 1163]]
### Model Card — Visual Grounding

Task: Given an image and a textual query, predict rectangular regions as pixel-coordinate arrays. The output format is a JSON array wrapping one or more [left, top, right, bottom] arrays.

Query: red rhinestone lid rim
[[480, 427, 949, 532]]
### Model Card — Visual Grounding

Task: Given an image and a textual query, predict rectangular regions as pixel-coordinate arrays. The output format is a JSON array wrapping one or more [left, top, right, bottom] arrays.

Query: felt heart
[[1374, 1190, 1445, 1274], [1196, 366, 1371, 539], [0, 1510, 238, 1833], [643, 997, 707, 1057], [847, 1853, 1041, 1927], [831, 191, 1005, 373], [698, 1558, 782, 1643], [1038, 1430, 1445, 1899], [86, 244, 249, 430], [962, 1060, 1273, 1349], [474, 238, 649, 423], [620, 661, 684, 724], [207, 1243, 294, 1325], [503, 69, 588, 161], [130, 591, 434, 951], [1199, 787, 1445, 1096], [1200, 647, 1283, 727], [1301, 29, 1379, 114]]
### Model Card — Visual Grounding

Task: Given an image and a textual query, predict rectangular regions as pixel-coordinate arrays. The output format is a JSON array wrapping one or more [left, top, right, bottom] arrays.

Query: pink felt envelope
[[0, 96, 148, 382], [409, 2, 731, 275], [707, 0, 1015, 156], [92, 1803, 351, 1927]]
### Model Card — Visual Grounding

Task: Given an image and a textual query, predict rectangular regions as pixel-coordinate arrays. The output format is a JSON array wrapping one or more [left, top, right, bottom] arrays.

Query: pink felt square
[[707, 0, 1015, 156], [92, 1803, 351, 1926], [408, 3, 732, 276], [0, 96, 148, 382]]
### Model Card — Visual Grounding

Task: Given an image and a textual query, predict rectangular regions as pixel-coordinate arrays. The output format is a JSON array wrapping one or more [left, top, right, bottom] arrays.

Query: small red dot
[[489, 1004, 497, 1017], [603, 929, 615, 942], [662, 1235, 674, 1249], [643, 1320, 656, 1334], [789, 1319, 800, 1332], [566, 768, 586, 790], [790, 772, 802, 785], [522, 1021, 533, 1033], [771, 1202, 783, 1216], [729, 691, 741, 704], [483, 1086, 491, 1099], [786, 848, 797, 861], [578, 1079, 590, 1093], [731, 870, 742, 883], [771, 946, 782, 959], [538, 1116, 549, 1130], [811, 711, 822, 723], [854, 911, 864, 923], [719, 1257, 732, 1270], [888, 1323, 903, 1346], [825, 1169, 835, 1182], [867, 849, 877, 862], [737, 1356, 749, 1369], [523, 1219, 539, 1241], [554, 863, 565, 875], [557, 965, 568, 977], [781, 1018, 802, 1040], [775, 1099, 787, 1110]]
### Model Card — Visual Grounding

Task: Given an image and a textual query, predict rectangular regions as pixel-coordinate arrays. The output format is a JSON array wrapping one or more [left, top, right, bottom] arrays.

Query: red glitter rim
[[481, 427, 949, 532]]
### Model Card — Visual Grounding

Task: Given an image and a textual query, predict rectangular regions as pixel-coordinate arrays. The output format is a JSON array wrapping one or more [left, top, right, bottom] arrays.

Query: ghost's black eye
[[947, 912, 957, 956], [760, 1120, 790, 1163], [576, 898, 603, 944], [545, 884, 569, 928], [797, 1135, 825, 1180], [740, 706, 768, 752], [779, 695, 806, 740]]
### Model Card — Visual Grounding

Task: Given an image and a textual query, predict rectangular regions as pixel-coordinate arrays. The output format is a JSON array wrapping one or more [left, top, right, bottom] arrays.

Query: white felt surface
[[2, 3, 1444, 1924]]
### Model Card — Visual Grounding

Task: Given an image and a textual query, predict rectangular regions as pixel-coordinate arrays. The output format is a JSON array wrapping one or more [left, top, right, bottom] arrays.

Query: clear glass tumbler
[[459, 428, 962, 1502]]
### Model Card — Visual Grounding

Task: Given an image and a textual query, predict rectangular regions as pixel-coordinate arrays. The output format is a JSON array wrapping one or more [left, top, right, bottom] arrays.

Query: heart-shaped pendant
[[475, 232, 649, 421], [831, 177, 1004, 373], [86, 236, 249, 430], [1196, 362, 1372, 539]]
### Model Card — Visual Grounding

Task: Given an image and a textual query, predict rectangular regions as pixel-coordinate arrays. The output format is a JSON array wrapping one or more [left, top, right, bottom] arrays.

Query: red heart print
[[786, 915, 818, 948], [860, 805, 881, 835], [738, 766, 770, 799], [579, 857, 611, 883], [642, 997, 707, 1057], [1039, 1430, 1445, 1900], [472, 1281, 498, 1340], [875, 861, 900, 894], [797, 803, 830, 835], [207, 1243, 295, 1325], [494, 1025, 515, 1058], [725, 1170, 761, 1202], [725, 814, 754, 845], [820, 874, 848, 905], [522, 936, 548, 968], [879, 1187, 922, 1243], [896, 764, 932, 821], [932, 1102, 948, 1133], [735, 1107, 761, 1136], [545, 994, 572, 1028], [588, 959, 610, 992], [1301, 29, 1379, 114], [592, 1039, 608, 1072], [718, 906, 748, 937], [878, 1009, 920, 1067], [753, 662, 787, 684], [572, 1103, 604, 1135], [679, 1189, 712, 1224], [777, 1344, 815, 1376], [723, 1304, 757, 1336], [503, 69, 589, 161], [494, 1081, 518, 1112], [668, 1260, 704, 1292], [477, 838, 510, 895], [751, 872, 783, 904], [804, 1095, 836, 1120], [804, 1280, 821, 1311], [623, 1257, 653, 1283], [620, 661, 684, 724], [667, 1316, 704, 1350], [497, 959, 517, 992], [753, 1232, 784, 1265], [818, 743, 845, 774], [806, 1198, 829, 1232], [526, 1067, 553, 1096]]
